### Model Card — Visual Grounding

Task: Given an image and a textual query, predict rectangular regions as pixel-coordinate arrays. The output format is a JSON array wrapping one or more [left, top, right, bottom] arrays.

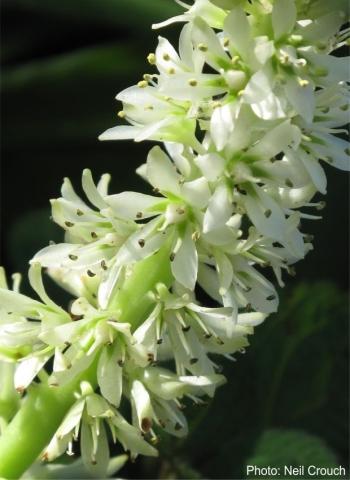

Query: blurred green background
[[0, 1, 349, 478]]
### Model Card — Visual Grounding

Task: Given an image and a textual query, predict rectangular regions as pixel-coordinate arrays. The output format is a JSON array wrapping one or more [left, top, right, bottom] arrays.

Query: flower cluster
[[0, 0, 348, 476]]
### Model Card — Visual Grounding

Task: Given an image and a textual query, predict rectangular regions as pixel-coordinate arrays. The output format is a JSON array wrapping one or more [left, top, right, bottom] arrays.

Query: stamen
[[147, 53, 156, 65]]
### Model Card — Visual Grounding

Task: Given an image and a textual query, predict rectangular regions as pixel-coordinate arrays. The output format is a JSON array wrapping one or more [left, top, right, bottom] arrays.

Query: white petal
[[15, 355, 50, 391], [248, 120, 300, 159], [155, 36, 181, 75], [131, 380, 154, 432], [197, 263, 221, 303], [313, 133, 350, 171], [243, 69, 273, 104], [251, 92, 286, 120], [171, 226, 198, 290], [113, 414, 158, 458], [195, 152, 226, 181], [146, 146, 181, 195], [99, 125, 142, 141], [181, 177, 211, 208], [302, 52, 348, 85], [98, 262, 123, 309], [203, 183, 232, 233], [133, 305, 159, 348], [61, 177, 86, 206], [82, 169, 107, 210], [190, 303, 235, 338], [179, 374, 226, 389], [210, 104, 234, 151], [237, 312, 267, 327], [28, 263, 63, 310], [243, 185, 286, 242], [106, 192, 162, 219], [165, 142, 192, 178], [285, 77, 315, 123], [97, 344, 123, 407], [224, 7, 251, 61], [272, 0, 296, 40], [299, 150, 327, 194], [254, 37, 275, 65], [32, 243, 78, 268], [39, 319, 87, 346], [153, 399, 188, 437], [97, 173, 111, 196], [0, 288, 43, 318], [158, 73, 226, 102], [81, 420, 109, 478], [214, 251, 233, 295], [192, 17, 228, 71], [56, 399, 85, 437]]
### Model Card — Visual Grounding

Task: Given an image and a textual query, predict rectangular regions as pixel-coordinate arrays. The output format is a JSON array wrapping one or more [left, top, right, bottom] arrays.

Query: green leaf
[[245, 429, 339, 479]]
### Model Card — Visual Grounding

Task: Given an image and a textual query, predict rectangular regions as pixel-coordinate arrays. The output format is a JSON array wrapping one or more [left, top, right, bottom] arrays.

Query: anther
[[69, 254, 78, 261], [198, 43, 208, 52], [91, 231, 98, 239], [76, 209, 84, 216], [170, 252, 175, 262], [101, 260, 108, 270], [65, 221, 74, 227], [138, 239, 145, 248], [138, 80, 148, 88], [147, 53, 156, 65], [316, 201, 326, 210], [285, 178, 294, 188], [264, 209, 272, 218], [192, 231, 200, 241], [87, 270, 96, 277], [163, 53, 170, 61], [288, 266, 296, 277], [136, 211, 143, 218], [118, 110, 126, 118], [298, 78, 309, 87], [188, 78, 198, 87], [141, 417, 152, 432]]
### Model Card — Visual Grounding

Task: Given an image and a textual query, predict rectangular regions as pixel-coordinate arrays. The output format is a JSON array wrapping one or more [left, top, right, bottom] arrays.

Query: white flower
[[153, 0, 227, 29], [43, 383, 157, 470], [133, 283, 266, 378]]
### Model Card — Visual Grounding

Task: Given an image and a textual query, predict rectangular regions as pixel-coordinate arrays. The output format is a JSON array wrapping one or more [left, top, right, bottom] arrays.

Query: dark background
[[0, 1, 349, 478]]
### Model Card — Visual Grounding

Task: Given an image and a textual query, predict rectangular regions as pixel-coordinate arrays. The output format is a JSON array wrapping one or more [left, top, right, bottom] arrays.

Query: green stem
[[112, 239, 173, 330], [0, 244, 173, 479], [0, 356, 98, 480]]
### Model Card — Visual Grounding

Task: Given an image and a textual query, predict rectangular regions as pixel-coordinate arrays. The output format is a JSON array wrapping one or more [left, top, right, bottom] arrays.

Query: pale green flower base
[[0, 245, 172, 479]]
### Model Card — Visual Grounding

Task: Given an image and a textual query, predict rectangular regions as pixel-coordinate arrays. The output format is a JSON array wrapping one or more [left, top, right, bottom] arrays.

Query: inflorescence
[[0, 0, 349, 475]]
